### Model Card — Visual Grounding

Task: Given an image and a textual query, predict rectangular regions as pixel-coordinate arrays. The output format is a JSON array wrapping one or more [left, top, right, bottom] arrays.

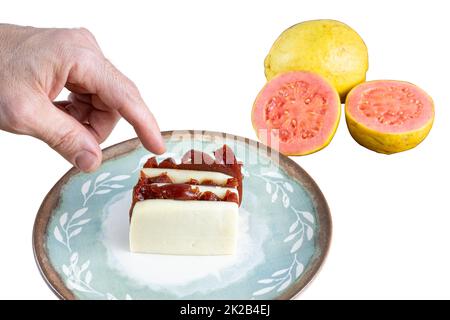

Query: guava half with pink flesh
[[251, 71, 341, 155], [345, 80, 434, 154]]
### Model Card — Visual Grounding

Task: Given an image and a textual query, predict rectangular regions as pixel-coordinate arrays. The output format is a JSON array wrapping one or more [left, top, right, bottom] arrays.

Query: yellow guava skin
[[264, 19, 369, 101], [344, 84, 435, 154]]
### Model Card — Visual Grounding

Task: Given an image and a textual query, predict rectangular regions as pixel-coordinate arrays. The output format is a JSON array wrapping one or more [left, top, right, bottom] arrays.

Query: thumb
[[31, 98, 102, 172]]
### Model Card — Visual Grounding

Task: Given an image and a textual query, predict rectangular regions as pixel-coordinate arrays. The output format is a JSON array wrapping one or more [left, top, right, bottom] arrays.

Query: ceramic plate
[[33, 130, 331, 300]]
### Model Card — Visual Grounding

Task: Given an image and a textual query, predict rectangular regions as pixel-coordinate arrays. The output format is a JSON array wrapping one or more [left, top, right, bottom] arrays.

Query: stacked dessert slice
[[129, 145, 243, 255]]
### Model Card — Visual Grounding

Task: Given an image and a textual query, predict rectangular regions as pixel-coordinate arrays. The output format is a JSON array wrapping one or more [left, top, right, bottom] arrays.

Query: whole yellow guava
[[264, 19, 369, 101]]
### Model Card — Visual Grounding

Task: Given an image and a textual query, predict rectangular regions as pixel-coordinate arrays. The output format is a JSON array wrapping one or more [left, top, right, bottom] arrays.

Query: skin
[[0, 24, 165, 172]]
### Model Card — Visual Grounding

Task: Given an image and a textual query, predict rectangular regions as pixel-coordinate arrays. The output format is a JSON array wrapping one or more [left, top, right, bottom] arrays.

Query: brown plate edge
[[32, 130, 332, 300]]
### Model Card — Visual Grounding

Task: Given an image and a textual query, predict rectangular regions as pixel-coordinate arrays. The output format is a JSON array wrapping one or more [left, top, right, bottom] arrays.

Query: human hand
[[0, 24, 165, 172]]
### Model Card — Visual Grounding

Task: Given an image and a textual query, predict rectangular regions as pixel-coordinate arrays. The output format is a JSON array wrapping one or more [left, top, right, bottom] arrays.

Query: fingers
[[75, 27, 102, 52], [54, 97, 92, 123], [66, 56, 165, 154], [60, 93, 121, 143], [53, 100, 71, 109], [86, 95, 120, 143], [69, 92, 91, 104], [30, 95, 102, 172]]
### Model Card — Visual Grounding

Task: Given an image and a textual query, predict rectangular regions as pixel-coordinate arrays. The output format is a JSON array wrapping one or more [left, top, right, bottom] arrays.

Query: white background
[[0, 0, 449, 300]]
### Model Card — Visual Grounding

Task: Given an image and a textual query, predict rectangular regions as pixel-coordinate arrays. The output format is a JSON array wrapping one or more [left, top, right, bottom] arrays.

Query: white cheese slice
[[130, 199, 239, 255], [141, 168, 234, 185], [152, 183, 238, 200]]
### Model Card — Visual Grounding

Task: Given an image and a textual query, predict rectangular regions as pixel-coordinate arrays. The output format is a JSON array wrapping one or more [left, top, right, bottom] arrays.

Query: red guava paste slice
[[141, 144, 243, 204], [133, 182, 239, 204], [252, 71, 341, 155]]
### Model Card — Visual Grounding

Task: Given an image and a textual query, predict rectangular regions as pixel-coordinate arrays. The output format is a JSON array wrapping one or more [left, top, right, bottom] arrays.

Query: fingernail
[[75, 151, 98, 172]]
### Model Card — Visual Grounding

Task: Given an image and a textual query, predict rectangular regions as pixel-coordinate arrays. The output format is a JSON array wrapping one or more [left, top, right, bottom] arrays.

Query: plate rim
[[32, 130, 332, 300]]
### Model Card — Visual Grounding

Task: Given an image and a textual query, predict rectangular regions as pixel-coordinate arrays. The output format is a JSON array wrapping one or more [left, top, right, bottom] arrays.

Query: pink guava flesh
[[346, 80, 434, 133], [252, 71, 340, 155]]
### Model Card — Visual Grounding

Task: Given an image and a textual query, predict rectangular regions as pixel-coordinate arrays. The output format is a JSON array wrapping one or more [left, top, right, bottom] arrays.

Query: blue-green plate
[[33, 130, 331, 300]]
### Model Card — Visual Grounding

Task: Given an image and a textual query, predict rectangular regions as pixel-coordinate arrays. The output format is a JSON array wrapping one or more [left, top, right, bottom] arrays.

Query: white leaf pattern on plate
[[284, 182, 294, 193], [69, 227, 82, 238], [95, 173, 111, 184], [302, 211, 315, 224], [109, 184, 124, 189], [62, 264, 70, 276], [289, 220, 299, 233], [81, 181, 91, 198], [290, 237, 304, 253], [277, 279, 292, 292], [306, 225, 314, 241], [252, 171, 315, 298], [257, 279, 274, 284], [70, 252, 78, 265], [283, 233, 297, 243], [71, 208, 88, 221], [95, 189, 112, 195], [271, 192, 278, 203], [108, 175, 130, 181], [271, 268, 289, 277], [81, 173, 130, 206], [54, 170, 135, 299], [282, 194, 290, 208], [70, 219, 91, 227], [54, 226, 64, 245], [261, 172, 284, 179], [59, 213, 68, 228], [80, 261, 90, 272], [85, 271, 92, 285], [295, 264, 304, 278]]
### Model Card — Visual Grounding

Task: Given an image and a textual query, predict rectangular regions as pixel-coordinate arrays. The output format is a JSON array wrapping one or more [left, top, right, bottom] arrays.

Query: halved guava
[[251, 71, 341, 155], [345, 80, 434, 154]]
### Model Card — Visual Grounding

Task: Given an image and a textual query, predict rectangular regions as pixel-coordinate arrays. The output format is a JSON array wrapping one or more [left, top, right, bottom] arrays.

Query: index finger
[[67, 55, 166, 154]]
